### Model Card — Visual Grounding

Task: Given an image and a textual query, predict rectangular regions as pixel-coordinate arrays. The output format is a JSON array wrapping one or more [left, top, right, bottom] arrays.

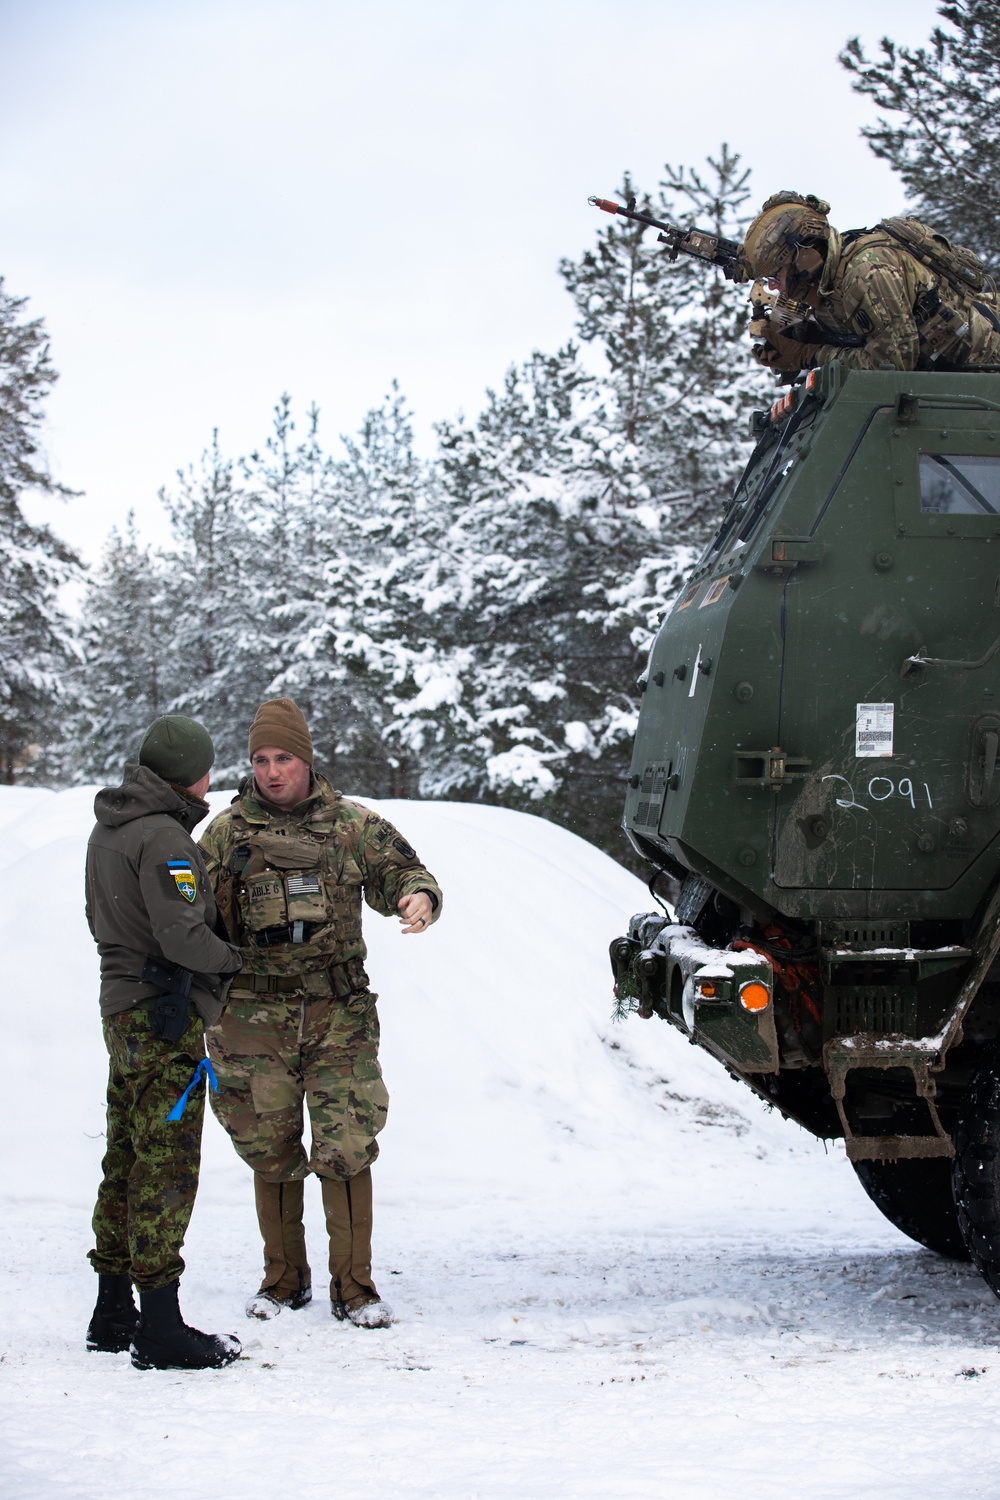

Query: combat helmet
[[742, 191, 832, 282]]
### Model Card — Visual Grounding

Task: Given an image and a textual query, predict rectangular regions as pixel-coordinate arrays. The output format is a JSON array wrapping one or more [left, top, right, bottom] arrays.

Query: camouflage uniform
[[199, 773, 442, 1306], [205, 992, 386, 1181], [86, 764, 242, 1291], [90, 1008, 206, 1288], [743, 194, 1000, 374], [811, 226, 1000, 372]]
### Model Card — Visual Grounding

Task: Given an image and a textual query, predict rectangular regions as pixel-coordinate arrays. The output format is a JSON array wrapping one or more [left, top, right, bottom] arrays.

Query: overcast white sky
[[2, 0, 942, 561]]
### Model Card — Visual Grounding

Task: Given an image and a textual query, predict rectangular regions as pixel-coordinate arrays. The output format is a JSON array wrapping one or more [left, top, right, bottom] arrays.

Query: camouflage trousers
[[89, 1006, 206, 1291], [206, 993, 388, 1183]]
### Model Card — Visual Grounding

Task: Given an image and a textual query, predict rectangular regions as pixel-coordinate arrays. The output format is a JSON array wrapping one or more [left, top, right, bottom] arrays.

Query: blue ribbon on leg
[[165, 1057, 220, 1122]]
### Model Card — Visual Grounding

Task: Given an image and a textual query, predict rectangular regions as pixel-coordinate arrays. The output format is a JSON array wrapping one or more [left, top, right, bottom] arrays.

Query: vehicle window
[[919, 453, 1000, 515]]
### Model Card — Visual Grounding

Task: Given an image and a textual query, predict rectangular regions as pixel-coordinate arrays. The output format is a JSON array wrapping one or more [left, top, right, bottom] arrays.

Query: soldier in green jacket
[[742, 191, 1000, 373], [85, 714, 243, 1370], [200, 697, 442, 1329]]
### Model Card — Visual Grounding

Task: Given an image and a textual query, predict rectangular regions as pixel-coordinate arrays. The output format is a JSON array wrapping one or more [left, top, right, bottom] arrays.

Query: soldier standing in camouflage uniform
[[86, 715, 243, 1370], [742, 191, 1000, 374], [200, 697, 442, 1328]]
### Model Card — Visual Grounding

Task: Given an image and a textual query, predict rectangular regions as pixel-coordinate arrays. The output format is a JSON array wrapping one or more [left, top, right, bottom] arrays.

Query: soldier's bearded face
[[251, 747, 312, 808]]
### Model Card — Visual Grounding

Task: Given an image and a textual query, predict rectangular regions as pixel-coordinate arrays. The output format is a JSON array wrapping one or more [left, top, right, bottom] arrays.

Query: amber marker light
[[739, 981, 770, 1012], [697, 980, 717, 998]]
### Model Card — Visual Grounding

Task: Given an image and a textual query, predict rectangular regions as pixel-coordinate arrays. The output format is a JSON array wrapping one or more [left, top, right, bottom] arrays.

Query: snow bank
[[2, 789, 999, 1500], [0, 787, 801, 1220]]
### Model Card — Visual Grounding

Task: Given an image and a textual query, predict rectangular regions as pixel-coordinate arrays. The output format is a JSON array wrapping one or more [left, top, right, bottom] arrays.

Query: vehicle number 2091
[[822, 773, 933, 812]]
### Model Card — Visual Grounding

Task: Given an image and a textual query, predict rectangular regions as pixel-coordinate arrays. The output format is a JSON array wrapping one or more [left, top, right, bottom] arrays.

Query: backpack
[[877, 217, 993, 298]]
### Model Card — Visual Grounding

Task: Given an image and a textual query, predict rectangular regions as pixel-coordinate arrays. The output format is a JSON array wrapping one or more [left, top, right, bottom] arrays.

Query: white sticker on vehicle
[[856, 702, 894, 758], [689, 644, 702, 698]]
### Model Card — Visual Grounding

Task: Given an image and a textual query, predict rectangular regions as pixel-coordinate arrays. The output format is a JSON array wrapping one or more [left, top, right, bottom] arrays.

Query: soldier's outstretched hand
[[398, 891, 434, 934]]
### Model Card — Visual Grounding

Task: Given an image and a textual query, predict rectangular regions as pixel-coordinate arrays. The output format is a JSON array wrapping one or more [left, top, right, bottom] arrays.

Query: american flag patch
[[286, 874, 321, 897]]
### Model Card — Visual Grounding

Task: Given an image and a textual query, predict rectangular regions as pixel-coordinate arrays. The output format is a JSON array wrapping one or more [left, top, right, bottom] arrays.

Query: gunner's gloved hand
[[751, 339, 785, 369], [751, 331, 819, 373]]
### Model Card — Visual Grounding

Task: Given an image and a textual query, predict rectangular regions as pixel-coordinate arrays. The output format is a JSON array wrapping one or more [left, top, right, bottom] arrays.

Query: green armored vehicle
[[611, 363, 1000, 1287]]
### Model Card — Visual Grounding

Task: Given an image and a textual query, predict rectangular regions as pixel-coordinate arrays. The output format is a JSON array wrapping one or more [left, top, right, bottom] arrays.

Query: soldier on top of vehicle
[[742, 190, 1000, 375]]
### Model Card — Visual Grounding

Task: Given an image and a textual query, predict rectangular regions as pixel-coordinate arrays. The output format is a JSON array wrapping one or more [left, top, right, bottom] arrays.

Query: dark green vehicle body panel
[[615, 366, 1000, 1158], [627, 367, 1000, 918]]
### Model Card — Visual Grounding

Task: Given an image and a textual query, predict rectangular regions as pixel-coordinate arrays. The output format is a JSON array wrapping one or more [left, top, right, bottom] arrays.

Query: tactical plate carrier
[[612, 364, 1000, 1281]]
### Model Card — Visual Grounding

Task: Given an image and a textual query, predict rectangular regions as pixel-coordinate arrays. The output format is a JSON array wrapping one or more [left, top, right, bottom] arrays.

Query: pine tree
[[841, 2, 1000, 261], [385, 350, 600, 807], [227, 392, 404, 789], [73, 514, 168, 781], [292, 384, 434, 795], [0, 276, 80, 783], [157, 428, 261, 783], [68, 146, 767, 857], [74, 393, 438, 794], [561, 145, 767, 551], [381, 149, 769, 858], [570, 147, 770, 680]]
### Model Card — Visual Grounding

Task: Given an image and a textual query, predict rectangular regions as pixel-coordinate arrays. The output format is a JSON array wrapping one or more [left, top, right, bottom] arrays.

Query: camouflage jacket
[[199, 774, 442, 986], [812, 227, 1000, 373]]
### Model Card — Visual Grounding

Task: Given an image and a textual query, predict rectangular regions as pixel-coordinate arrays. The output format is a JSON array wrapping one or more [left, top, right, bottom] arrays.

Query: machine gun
[[589, 195, 747, 282]]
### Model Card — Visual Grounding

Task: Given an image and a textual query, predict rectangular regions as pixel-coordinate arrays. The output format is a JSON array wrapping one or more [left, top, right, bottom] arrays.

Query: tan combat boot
[[246, 1176, 312, 1319], [321, 1168, 393, 1328]]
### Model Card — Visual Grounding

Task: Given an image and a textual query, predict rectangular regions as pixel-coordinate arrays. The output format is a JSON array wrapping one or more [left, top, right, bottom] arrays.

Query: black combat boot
[[130, 1280, 242, 1370], [87, 1273, 139, 1353]]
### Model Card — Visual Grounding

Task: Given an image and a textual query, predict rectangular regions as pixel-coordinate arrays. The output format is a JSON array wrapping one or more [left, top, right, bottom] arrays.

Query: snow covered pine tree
[[280, 384, 436, 796], [76, 391, 438, 794], [72, 515, 169, 783], [73, 148, 768, 860], [0, 276, 79, 783], [379, 148, 770, 860], [842, 1, 1000, 264]]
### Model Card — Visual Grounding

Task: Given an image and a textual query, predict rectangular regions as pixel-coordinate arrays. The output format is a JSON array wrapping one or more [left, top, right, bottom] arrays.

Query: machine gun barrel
[[589, 195, 747, 282]]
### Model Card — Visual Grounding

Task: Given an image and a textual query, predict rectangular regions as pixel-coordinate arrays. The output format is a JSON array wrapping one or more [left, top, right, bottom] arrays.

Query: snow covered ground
[[3, 787, 1000, 1499]]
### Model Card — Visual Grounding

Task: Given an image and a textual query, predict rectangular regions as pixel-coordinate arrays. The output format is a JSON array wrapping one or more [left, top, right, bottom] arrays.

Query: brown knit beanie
[[247, 698, 314, 764]]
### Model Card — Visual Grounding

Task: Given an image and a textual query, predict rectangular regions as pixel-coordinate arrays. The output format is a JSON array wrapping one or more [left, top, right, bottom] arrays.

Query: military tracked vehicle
[[611, 364, 1000, 1288]]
